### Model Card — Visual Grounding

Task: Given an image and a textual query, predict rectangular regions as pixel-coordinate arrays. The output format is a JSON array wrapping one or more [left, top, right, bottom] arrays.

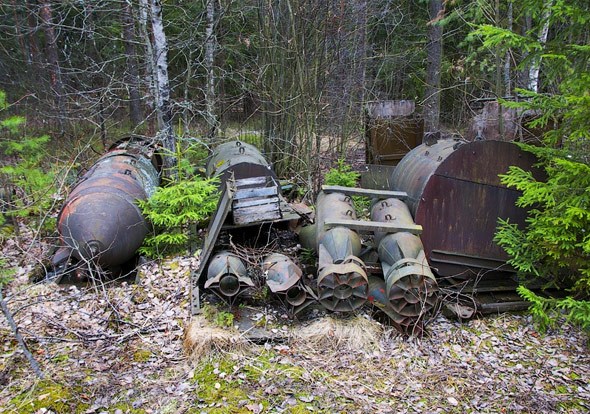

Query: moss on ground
[[7, 380, 90, 414]]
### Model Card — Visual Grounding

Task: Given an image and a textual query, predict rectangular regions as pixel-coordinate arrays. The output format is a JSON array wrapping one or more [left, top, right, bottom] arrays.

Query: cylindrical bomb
[[204, 251, 253, 297], [54, 139, 160, 269], [262, 253, 307, 307], [370, 198, 439, 330]]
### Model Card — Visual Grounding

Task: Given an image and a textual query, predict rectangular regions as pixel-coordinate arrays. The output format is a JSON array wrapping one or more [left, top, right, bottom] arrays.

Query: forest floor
[[0, 224, 589, 414]]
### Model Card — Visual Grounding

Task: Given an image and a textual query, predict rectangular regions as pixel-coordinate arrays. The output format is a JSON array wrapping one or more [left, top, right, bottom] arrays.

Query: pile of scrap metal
[[191, 141, 310, 313], [299, 187, 439, 333], [49, 137, 161, 282], [192, 140, 440, 334], [369, 137, 545, 317]]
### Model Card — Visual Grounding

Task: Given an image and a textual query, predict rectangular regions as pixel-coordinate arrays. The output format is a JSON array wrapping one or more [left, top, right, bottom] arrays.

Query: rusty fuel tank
[[390, 139, 541, 278], [53, 138, 160, 271]]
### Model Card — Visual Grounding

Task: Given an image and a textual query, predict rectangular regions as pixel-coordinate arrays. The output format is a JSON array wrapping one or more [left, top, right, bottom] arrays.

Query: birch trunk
[[423, 0, 444, 134], [138, 0, 158, 127], [149, 0, 176, 174], [504, 2, 513, 96], [528, 0, 553, 92], [204, 0, 218, 138]]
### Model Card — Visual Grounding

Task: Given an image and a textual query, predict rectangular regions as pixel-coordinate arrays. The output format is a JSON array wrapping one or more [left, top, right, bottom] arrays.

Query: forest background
[[0, 1, 589, 411]]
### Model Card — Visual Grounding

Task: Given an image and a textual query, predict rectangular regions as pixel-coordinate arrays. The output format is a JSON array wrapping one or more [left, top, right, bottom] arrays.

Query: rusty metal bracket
[[190, 181, 235, 315], [321, 185, 408, 200]]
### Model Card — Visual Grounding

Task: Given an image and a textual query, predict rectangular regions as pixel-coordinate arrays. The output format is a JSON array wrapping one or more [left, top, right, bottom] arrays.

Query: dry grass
[[292, 314, 385, 352], [183, 315, 249, 360]]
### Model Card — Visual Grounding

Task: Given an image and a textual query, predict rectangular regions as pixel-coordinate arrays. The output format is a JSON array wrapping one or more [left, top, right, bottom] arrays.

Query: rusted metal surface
[[262, 253, 306, 307], [192, 141, 303, 312], [466, 100, 551, 144], [391, 139, 542, 278], [365, 100, 424, 166], [206, 140, 277, 185], [204, 251, 253, 297], [370, 198, 439, 332], [302, 191, 368, 312], [54, 138, 160, 271]]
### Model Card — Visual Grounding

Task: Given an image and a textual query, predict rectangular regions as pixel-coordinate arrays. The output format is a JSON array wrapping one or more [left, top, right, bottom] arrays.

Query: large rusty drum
[[55, 141, 160, 268], [391, 139, 542, 278]]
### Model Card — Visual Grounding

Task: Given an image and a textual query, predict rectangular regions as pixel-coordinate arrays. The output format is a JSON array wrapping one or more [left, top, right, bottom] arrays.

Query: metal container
[[301, 191, 368, 312], [206, 140, 277, 185], [205, 251, 253, 297], [54, 139, 160, 269], [391, 139, 541, 277], [262, 253, 307, 307], [365, 100, 424, 166]]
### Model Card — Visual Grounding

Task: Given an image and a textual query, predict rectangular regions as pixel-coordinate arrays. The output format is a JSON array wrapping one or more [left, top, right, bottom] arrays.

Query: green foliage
[[517, 286, 590, 333], [8, 379, 89, 414], [138, 177, 219, 258], [324, 159, 370, 217], [0, 91, 56, 223], [138, 140, 219, 258], [201, 303, 235, 328], [495, 145, 590, 290], [480, 1, 590, 331], [324, 159, 360, 188]]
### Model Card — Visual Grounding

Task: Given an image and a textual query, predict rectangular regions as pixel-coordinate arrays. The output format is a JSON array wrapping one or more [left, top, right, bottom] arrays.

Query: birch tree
[[204, 0, 218, 138], [423, 0, 444, 133], [148, 0, 176, 174]]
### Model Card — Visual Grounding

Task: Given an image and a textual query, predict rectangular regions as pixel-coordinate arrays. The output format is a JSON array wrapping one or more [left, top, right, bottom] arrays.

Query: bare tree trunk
[[204, 0, 218, 139], [495, 0, 504, 137], [38, 0, 65, 130], [423, 0, 444, 134], [149, 0, 176, 175], [11, 0, 30, 66], [528, 0, 553, 92], [26, 0, 40, 67], [138, 0, 158, 131], [122, 0, 142, 127], [183, 48, 193, 137]]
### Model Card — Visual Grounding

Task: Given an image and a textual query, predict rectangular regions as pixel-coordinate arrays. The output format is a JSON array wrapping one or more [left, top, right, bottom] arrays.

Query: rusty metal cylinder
[[306, 191, 368, 312], [262, 253, 306, 306], [300, 192, 358, 254], [205, 251, 252, 297], [55, 139, 160, 268], [390, 139, 542, 277], [206, 140, 276, 184], [370, 198, 415, 244], [371, 198, 439, 330]]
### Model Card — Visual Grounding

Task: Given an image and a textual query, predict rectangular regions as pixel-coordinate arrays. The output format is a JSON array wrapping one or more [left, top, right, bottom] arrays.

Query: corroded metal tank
[[206, 140, 276, 185], [391, 139, 541, 278], [54, 138, 160, 269]]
